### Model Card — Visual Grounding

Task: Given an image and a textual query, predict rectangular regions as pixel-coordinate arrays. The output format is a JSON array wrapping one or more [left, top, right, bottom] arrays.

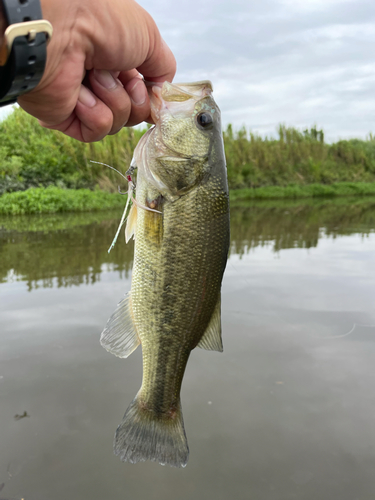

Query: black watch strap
[[0, 0, 52, 106]]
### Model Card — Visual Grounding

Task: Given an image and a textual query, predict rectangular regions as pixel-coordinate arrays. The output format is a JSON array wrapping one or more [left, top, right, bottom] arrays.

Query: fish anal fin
[[196, 294, 223, 352], [125, 204, 137, 243], [100, 293, 140, 358]]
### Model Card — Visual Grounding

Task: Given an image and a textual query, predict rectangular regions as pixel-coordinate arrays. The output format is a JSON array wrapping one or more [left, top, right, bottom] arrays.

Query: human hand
[[17, 0, 176, 142]]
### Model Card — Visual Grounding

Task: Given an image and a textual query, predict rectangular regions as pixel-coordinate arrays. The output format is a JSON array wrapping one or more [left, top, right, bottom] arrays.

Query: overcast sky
[[139, 0, 375, 141], [1, 0, 373, 141]]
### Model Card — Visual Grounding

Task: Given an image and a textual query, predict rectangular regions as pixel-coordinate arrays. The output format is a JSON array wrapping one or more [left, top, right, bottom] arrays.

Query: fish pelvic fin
[[100, 293, 140, 358], [114, 393, 189, 468], [196, 293, 223, 352]]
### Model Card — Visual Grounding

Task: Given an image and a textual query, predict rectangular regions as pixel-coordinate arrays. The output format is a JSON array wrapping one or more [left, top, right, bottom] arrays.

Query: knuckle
[[82, 130, 106, 143], [82, 118, 112, 143], [95, 112, 113, 132]]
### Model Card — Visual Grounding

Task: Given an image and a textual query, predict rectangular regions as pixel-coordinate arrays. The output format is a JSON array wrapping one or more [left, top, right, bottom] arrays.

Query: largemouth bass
[[101, 80, 230, 467]]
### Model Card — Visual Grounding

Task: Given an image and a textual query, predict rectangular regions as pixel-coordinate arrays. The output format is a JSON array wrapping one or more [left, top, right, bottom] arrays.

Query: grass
[[230, 182, 375, 201], [0, 186, 126, 215], [2, 181, 375, 216]]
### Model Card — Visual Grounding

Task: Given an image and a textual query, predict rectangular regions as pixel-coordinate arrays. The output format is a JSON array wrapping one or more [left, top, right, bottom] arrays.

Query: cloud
[[138, 0, 375, 140], [280, 0, 354, 13], [1, 0, 372, 141], [0, 104, 15, 122]]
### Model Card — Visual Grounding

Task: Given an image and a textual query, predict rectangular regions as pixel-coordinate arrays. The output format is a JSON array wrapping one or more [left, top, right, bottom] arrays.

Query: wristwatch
[[0, 0, 52, 106]]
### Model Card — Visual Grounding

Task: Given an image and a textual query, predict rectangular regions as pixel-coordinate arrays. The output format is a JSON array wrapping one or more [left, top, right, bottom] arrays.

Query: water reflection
[[230, 196, 375, 255], [1, 198, 375, 500], [0, 211, 134, 290], [1, 197, 375, 289]]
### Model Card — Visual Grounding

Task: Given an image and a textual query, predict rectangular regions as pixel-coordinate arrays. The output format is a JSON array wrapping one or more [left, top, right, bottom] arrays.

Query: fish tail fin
[[114, 393, 189, 468]]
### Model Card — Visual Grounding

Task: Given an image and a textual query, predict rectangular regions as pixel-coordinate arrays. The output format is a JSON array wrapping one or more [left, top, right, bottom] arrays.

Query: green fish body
[[101, 81, 230, 467]]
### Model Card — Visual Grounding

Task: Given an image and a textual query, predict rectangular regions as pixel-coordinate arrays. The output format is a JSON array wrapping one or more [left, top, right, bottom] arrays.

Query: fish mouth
[[145, 80, 213, 123]]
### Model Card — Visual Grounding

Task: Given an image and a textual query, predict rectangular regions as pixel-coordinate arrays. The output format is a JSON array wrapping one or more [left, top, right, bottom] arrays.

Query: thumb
[[136, 15, 176, 82]]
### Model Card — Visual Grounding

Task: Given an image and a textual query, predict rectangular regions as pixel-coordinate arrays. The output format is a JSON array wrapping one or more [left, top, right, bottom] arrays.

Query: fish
[[100, 80, 230, 467]]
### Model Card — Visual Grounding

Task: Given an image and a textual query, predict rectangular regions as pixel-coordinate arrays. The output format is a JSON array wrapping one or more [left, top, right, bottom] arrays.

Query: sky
[[1, 0, 373, 141], [138, 0, 375, 141]]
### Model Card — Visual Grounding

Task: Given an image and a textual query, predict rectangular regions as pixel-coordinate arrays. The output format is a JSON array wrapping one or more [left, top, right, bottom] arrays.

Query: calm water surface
[[1, 198, 375, 500]]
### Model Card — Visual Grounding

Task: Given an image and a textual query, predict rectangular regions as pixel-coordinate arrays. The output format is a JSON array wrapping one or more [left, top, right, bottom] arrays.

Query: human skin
[[0, 0, 176, 142]]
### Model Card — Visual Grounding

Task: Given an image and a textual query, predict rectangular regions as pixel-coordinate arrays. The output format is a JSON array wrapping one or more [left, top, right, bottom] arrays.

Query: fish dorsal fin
[[160, 81, 213, 101], [100, 293, 140, 358], [125, 204, 137, 243], [161, 82, 195, 102], [196, 294, 223, 352]]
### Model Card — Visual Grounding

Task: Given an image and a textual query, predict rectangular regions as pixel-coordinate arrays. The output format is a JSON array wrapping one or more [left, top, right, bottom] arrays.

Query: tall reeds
[[1, 108, 375, 194], [224, 124, 375, 188]]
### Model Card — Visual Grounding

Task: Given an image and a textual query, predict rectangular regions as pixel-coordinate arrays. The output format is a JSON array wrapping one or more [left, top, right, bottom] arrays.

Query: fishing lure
[[90, 160, 161, 253]]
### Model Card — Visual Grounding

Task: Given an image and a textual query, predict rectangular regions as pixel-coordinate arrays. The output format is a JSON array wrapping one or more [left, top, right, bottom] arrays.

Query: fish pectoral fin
[[155, 156, 202, 193], [125, 204, 137, 243], [100, 293, 140, 358], [196, 293, 223, 352]]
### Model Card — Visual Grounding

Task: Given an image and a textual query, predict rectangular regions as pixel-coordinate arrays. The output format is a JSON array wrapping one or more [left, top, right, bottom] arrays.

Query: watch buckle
[[0, 20, 53, 66]]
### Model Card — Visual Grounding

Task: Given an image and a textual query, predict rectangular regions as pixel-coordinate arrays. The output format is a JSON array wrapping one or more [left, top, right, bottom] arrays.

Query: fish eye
[[196, 112, 213, 129]]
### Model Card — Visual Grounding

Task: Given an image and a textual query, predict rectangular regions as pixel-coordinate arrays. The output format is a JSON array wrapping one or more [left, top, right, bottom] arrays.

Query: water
[[1, 198, 375, 500]]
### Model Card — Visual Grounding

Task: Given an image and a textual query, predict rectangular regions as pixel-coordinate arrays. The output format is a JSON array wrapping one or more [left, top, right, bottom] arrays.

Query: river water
[[1, 197, 375, 500]]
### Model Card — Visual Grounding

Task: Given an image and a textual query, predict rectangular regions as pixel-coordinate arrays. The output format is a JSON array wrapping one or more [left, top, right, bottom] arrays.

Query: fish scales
[[134, 178, 229, 413], [100, 80, 230, 467]]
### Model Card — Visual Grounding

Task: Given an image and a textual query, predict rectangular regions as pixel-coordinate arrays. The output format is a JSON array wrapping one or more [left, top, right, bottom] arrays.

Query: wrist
[[35, 0, 88, 88], [0, 0, 53, 105]]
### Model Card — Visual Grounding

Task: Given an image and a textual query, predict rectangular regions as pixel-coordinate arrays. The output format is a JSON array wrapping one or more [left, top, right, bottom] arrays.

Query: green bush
[[2, 108, 375, 198], [0, 107, 143, 194]]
